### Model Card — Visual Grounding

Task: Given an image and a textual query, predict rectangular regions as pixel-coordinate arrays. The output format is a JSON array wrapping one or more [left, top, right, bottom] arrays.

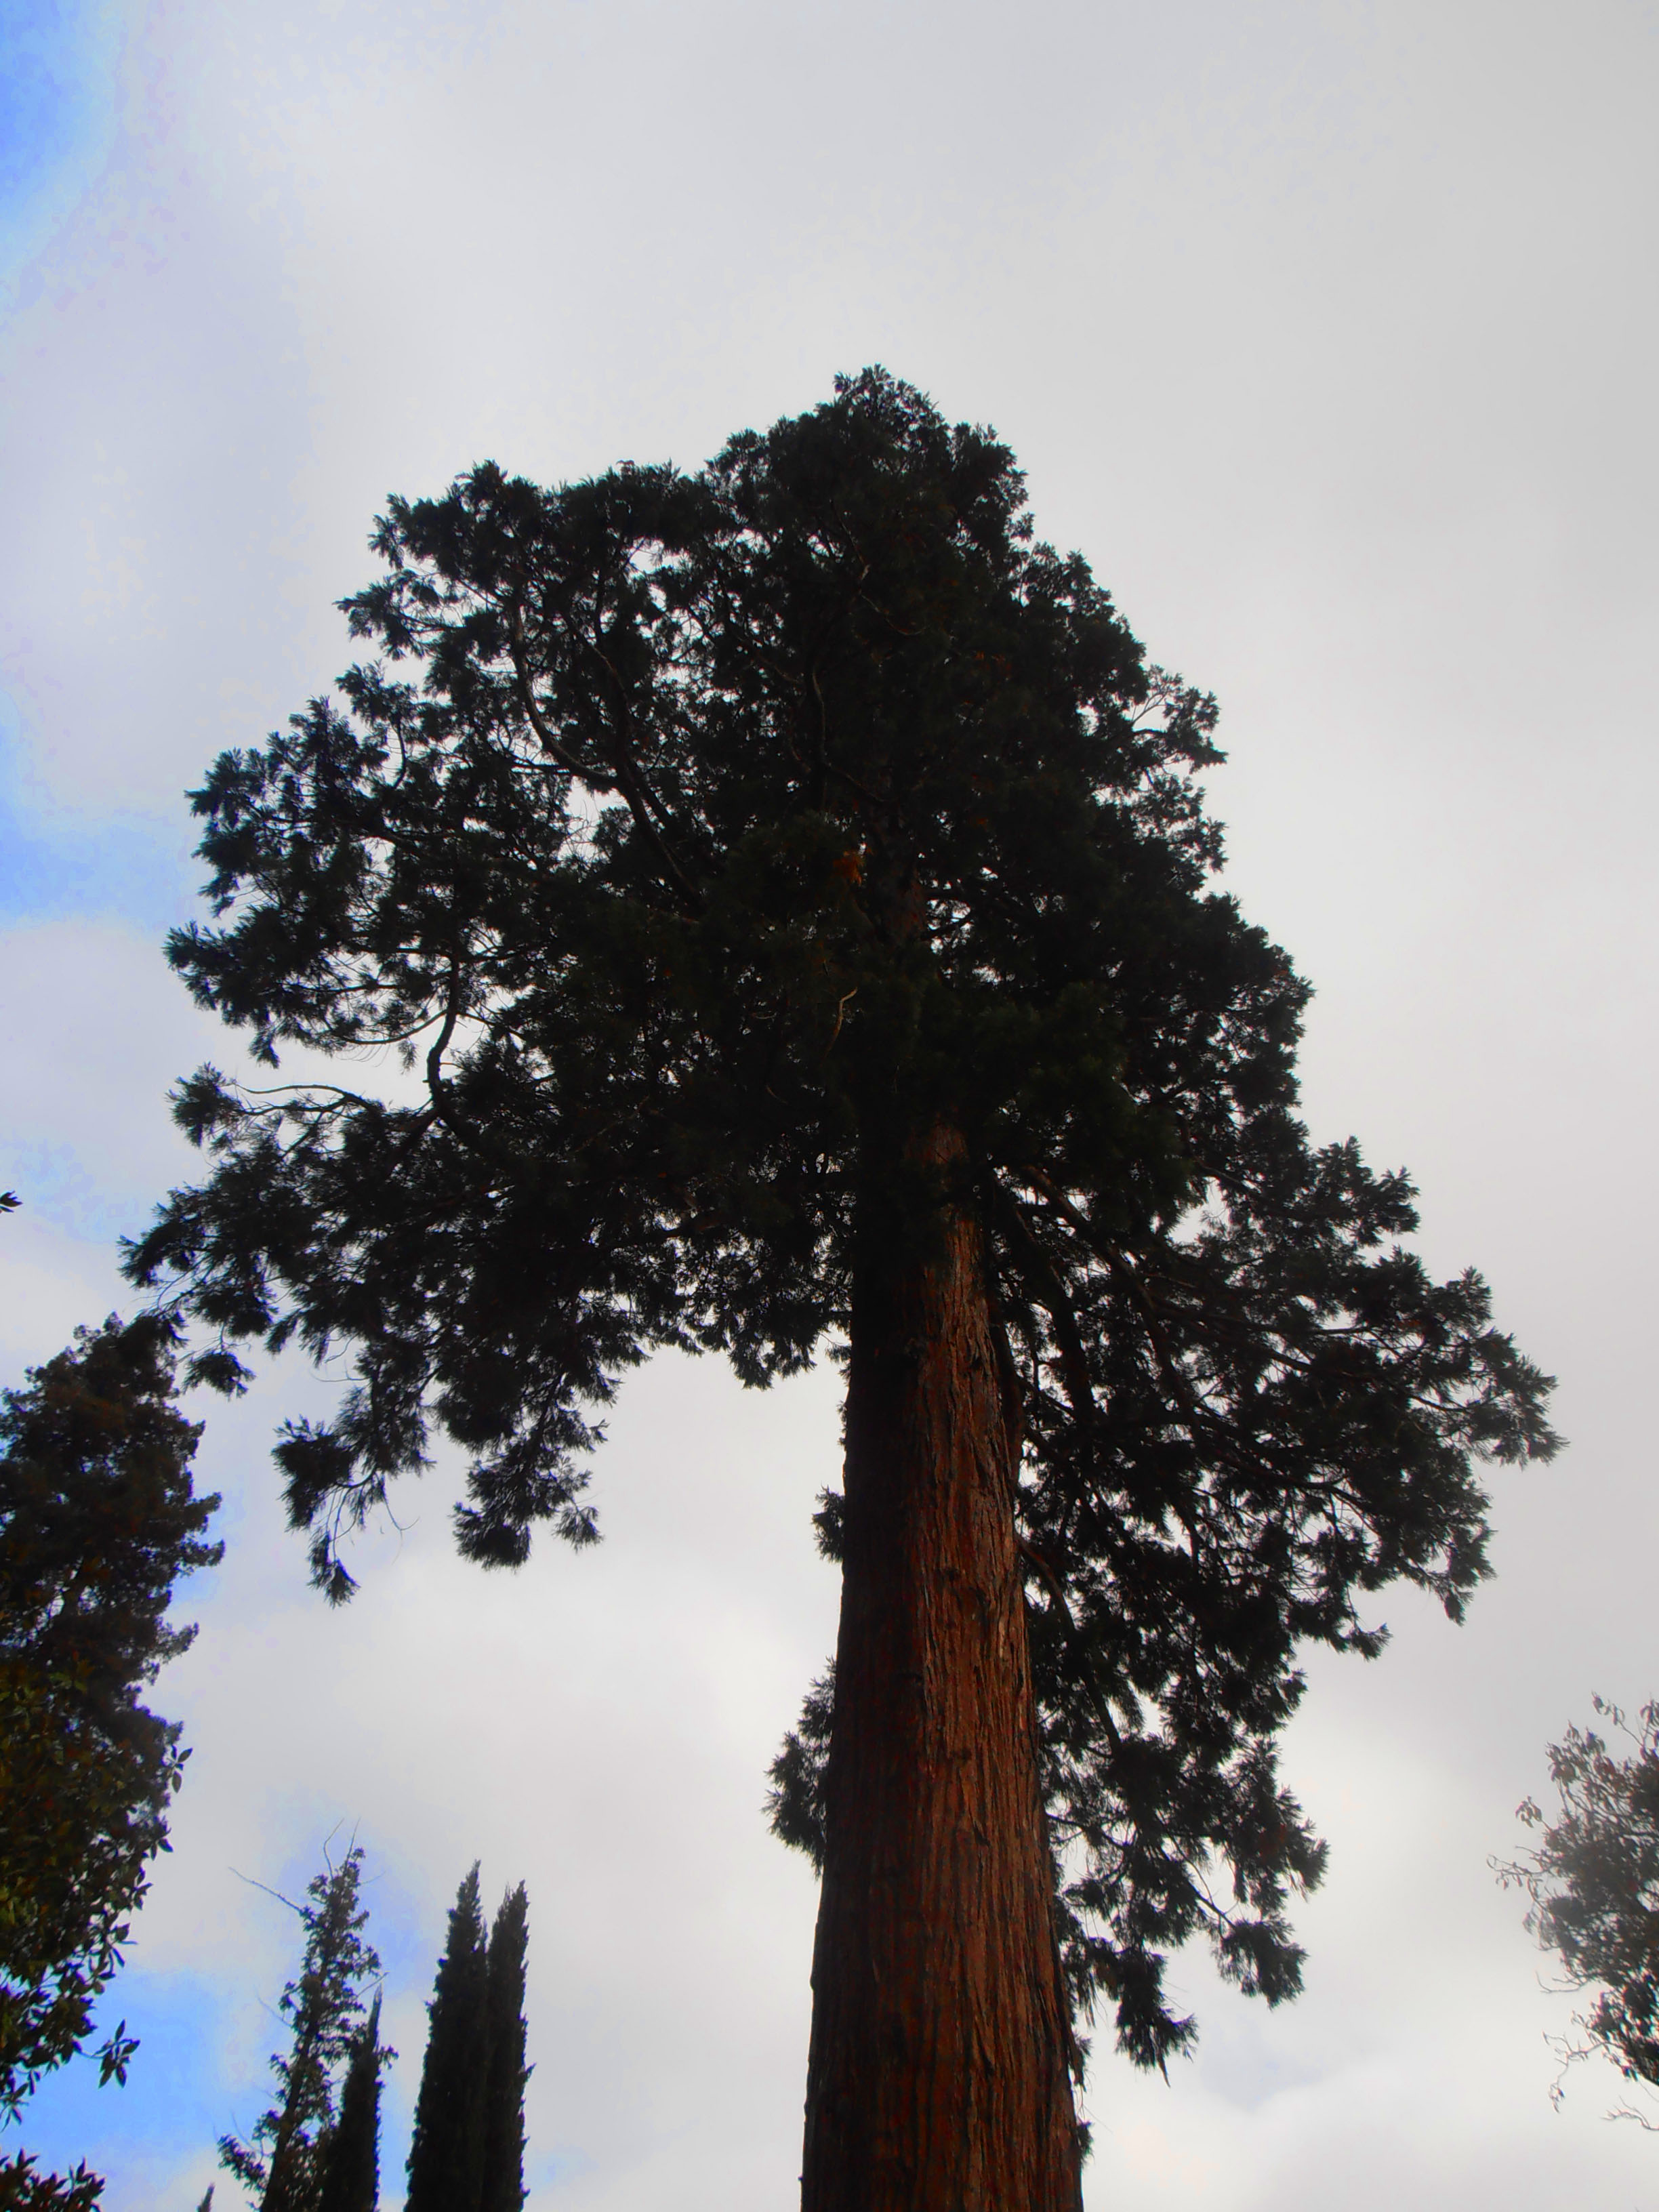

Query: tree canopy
[[0, 1314, 219, 2177], [219, 1845, 384, 2212], [128, 367, 1557, 2076], [1498, 1698, 1659, 2118]]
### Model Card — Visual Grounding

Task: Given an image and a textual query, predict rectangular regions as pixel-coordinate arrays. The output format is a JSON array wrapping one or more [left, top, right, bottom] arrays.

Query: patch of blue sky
[[7, 1971, 230, 2184], [531, 2147, 598, 2188], [0, 0, 127, 304], [7, 1843, 436, 2200], [0, 1139, 132, 1245], [0, 713, 197, 935]]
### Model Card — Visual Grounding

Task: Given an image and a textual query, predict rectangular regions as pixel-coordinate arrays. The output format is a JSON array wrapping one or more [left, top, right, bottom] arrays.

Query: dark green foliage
[[764, 1664, 834, 1866], [316, 1993, 392, 2212], [128, 369, 1558, 2065], [0, 2151, 104, 2211], [481, 1885, 530, 2212], [0, 1315, 218, 1753], [0, 1315, 218, 2160], [406, 1867, 490, 2212], [219, 1848, 381, 2212], [406, 1870, 531, 2212], [1497, 1699, 1659, 2115]]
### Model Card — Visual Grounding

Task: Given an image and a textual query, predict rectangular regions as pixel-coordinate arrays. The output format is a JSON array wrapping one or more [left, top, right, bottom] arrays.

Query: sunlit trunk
[[800, 1119, 1082, 2212]]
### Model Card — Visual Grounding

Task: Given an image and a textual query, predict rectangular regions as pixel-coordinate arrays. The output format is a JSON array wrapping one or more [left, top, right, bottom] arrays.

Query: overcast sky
[[3, 1, 1658, 2205]]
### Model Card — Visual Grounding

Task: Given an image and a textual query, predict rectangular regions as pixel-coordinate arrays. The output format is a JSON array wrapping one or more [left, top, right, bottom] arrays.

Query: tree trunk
[[800, 1119, 1082, 2212]]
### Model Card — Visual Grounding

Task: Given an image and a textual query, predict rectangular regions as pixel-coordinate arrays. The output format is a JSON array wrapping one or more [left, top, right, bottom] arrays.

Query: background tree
[[480, 1884, 530, 2212], [0, 1315, 220, 2206], [405, 1866, 489, 2212], [220, 1847, 380, 2212], [404, 1868, 528, 2212], [129, 369, 1557, 2211], [315, 1992, 392, 2212], [1496, 1698, 1659, 2121], [0, 2151, 104, 2212]]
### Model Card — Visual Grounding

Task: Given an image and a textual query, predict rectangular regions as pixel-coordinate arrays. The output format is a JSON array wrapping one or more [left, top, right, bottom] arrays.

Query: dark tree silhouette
[[481, 1885, 530, 2212], [405, 1866, 490, 2212], [0, 2152, 104, 2211], [1497, 1698, 1659, 2120], [129, 369, 1557, 2210], [405, 1868, 529, 2212], [316, 1992, 392, 2212], [220, 1847, 381, 2212], [0, 1315, 219, 2205]]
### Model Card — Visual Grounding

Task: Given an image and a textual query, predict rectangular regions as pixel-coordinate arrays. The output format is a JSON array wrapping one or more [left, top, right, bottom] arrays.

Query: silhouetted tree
[[405, 1867, 489, 2212], [129, 369, 1558, 2210], [220, 1847, 380, 2212], [0, 1315, 219, 2204], [1498, 1698, 1659, 2120], [481, 1885, 530, 2212], [316, 1992, 392, 2212]]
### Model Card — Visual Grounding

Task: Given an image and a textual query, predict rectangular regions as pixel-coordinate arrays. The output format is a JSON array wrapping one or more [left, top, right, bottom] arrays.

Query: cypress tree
[[480, 1885, 530, 2212], [219, 1847, 380, 2212], [316, 1992, 391, 2212], [131, 369, 1560, 2209], [405, 1866, 490, 2212]]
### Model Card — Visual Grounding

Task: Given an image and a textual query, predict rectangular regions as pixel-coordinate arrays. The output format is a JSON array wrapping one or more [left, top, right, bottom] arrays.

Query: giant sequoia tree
[[129, 371, 1557, 2211]]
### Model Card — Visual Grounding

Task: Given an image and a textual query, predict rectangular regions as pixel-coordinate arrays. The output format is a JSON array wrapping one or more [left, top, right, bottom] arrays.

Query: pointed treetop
[[482, 1884, 531, 2212], [316, 1990, 394, 2212], [406, 1866, 492, 2212]]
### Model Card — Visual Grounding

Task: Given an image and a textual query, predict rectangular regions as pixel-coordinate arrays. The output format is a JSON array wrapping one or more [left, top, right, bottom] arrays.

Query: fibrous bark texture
[[802, 1122, 1082, 2212]]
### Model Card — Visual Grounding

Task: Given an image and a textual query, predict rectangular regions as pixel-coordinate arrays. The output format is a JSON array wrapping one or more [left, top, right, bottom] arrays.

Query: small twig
[[228, 1870, 304, 1918], [822, 986, 858, 1058]]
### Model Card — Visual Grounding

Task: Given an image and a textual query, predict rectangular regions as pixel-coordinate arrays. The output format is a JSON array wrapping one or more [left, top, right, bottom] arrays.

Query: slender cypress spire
[[316, 1992, 391, 2212], [480, 1885, 531, 2212], [405, 1866, 491, 2212]]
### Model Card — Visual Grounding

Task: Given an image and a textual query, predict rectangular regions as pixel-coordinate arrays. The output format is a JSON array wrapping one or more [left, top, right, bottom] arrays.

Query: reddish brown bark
[[800, 1121, 1082, 2212]]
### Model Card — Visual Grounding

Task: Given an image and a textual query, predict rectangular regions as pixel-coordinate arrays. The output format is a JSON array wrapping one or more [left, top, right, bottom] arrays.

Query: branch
[[1015, 1536, 1124, 1757], [991, 1186, 1103, 1436], [510, 592, 701, 914], [506, 600, 611, 787]]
